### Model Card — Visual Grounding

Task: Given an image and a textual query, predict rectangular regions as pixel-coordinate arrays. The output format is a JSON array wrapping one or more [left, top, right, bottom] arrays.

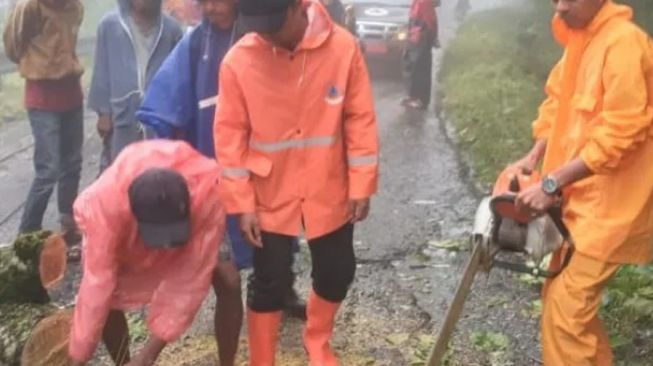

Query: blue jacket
[[137, 19, 234, 156], [137, 20, 253, 270], [88, 0, 183, 129]]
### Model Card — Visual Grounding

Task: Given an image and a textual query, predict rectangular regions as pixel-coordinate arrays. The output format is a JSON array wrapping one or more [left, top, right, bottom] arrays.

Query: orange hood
[[552, 0, 633, 45], [243, 0, 334, 51]]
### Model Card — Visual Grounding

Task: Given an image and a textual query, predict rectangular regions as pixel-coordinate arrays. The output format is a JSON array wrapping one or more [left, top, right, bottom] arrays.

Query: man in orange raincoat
[[513, 0, 653, 364], [69, 140, 224, 366], [214, 0, 379, 364]]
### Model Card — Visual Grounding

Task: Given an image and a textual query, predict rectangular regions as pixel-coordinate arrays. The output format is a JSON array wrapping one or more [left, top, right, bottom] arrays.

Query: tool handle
[[546, 205, 570, 240]]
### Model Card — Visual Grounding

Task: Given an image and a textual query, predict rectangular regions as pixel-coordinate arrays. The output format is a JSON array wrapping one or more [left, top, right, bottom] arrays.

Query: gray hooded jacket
[[88, 0, 182, 129]]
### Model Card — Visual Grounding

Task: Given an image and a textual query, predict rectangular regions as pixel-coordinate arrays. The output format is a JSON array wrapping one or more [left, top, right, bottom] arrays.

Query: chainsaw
[[426, 166, 574, 366]]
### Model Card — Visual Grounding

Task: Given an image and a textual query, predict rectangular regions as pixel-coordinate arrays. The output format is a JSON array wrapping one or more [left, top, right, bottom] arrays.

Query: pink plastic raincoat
[[68, 140, 224, 362]]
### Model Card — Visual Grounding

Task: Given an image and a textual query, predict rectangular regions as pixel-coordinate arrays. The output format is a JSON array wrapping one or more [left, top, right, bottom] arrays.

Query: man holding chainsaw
[[513, 0, 653, 364]]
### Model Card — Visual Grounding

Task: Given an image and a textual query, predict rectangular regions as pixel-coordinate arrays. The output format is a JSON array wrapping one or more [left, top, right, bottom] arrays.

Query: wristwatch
[[541, 175, 561, 196]]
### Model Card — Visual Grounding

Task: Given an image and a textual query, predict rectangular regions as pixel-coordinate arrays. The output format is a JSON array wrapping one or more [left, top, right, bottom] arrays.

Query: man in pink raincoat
[[68, 140, 225, 366]]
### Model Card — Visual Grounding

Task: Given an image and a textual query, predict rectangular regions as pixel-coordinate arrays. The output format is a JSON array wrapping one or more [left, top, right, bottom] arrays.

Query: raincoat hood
[[552, 0, 633, 46], [299, 0, 333, 50], [247, 0, 333, 51], [118, 0, 164, 19]]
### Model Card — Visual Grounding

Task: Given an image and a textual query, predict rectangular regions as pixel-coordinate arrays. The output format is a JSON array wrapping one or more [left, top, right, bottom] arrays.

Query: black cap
[[128, 168, 191, 249], [238, 0, 294, 34]]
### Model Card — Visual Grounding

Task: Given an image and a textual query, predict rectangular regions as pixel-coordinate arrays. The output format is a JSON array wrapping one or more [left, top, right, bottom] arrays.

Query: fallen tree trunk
[[0, 303, 59, 365], [0, 231, 70, 365]]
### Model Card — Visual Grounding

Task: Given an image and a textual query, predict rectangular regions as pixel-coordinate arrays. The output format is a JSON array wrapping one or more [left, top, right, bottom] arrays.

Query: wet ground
[[1, 1, 543, 365]]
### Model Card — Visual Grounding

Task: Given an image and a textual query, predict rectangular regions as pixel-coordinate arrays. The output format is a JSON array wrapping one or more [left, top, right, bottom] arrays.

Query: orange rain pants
[[541, 251, 620, 366]]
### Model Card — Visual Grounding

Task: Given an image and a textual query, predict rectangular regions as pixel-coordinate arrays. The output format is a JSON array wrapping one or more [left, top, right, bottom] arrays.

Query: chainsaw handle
[[490, 194, 571, 240], [546, 205, 570, 240]]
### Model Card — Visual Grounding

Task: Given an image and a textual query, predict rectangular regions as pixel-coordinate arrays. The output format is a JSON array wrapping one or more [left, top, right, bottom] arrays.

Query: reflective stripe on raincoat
[[214, 0, 379, 239], [69, 140, 224, 362], [533, 0, 653, 264]]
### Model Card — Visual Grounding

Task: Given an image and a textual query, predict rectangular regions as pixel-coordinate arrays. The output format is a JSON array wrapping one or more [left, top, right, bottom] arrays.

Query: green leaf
[[636, 286, 653, 299], [385, 333, 410, 346], [428, 240, 466, 251], [470, 331, 509, 353]]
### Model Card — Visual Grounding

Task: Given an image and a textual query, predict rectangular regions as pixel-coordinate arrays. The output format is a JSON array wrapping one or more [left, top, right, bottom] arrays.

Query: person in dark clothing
[[401, 0, 439, 110], [88, 0, 183, 173]]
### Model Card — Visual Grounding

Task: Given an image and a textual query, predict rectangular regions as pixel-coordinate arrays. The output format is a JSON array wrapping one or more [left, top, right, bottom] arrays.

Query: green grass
[[441, 0, 653, 363], [440, 2, 559, 184]]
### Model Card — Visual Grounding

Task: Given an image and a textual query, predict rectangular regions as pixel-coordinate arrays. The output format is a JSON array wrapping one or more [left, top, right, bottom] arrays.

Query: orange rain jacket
[[533, 1, 653, 264], [69, 141, 224, 362], [214, 0, 379, 240]]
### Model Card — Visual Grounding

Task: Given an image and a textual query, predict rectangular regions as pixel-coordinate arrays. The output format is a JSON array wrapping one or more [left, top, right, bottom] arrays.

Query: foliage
[[0, 231, 52, 304], [470, 330, 512, 366]]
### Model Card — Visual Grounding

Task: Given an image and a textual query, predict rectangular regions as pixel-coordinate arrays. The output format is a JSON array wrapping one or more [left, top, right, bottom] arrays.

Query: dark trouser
[[19, 107, 84, 233], [407, 44, 433, 106], [248, 224, 356, 312]]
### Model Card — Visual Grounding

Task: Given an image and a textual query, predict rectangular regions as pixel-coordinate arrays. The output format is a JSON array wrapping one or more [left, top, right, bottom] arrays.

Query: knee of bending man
[[213, 264, 242, 296]]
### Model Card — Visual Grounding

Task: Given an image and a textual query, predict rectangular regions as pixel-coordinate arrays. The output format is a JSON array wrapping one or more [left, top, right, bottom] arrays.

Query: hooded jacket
[[214, 0, 379, 239], [137, 19, 254, 269], [68, 140, 224, 362], [3, 0, 84, 80], [533, 1, 653, 264], [87, 0, 183, 128]]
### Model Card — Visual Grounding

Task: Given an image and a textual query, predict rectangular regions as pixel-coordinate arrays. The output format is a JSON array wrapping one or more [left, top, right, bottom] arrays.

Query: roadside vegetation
[[440, 1, 653, 364]]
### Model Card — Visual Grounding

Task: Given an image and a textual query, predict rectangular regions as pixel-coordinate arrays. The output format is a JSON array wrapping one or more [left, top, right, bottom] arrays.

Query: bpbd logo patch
[[325, 85, 344, 105]]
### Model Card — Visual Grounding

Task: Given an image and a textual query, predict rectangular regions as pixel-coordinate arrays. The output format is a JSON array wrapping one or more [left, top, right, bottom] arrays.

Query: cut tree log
[[0, 231, 71, 366], [0, 231, 66, 304], [0, 303, 59, 365]]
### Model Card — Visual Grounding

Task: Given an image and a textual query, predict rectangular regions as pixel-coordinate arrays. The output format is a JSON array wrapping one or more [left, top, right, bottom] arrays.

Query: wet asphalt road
[[1, 1, 541, 364]]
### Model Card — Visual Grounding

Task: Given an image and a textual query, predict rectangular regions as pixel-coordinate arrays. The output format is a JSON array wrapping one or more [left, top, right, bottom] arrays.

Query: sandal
[[401, 97, 415, 106], [62, 228, 82, 263], [406, 99, 425, 110], [67, 244, 82, 263]]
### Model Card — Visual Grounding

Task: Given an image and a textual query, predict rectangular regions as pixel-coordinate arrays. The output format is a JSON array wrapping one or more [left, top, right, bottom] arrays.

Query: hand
[[348, 198, 371, 223], [515, 185, 558, 218], [125, 336, 166, 366], [97, 114, 113, 139], [240, 213, 262, 248], [511, 153, 538, 174]]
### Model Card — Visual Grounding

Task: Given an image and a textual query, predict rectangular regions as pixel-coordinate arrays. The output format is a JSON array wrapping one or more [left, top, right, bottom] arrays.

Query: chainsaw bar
[[426, 238, 484, 366]]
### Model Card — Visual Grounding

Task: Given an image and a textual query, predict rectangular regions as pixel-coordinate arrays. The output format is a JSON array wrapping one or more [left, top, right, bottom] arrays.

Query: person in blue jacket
[[137, 1, 306, 364]]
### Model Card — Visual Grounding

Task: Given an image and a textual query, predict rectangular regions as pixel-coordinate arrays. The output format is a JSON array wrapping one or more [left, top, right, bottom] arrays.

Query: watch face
[[542, 178, 558, 194]]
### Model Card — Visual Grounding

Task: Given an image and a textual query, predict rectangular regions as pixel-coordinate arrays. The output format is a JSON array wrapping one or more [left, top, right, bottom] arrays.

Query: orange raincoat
[[69, 141, 224, 362], [534, 2, 653, 364], [533, 1, 653, 265], [214, 0, 379, 239]]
